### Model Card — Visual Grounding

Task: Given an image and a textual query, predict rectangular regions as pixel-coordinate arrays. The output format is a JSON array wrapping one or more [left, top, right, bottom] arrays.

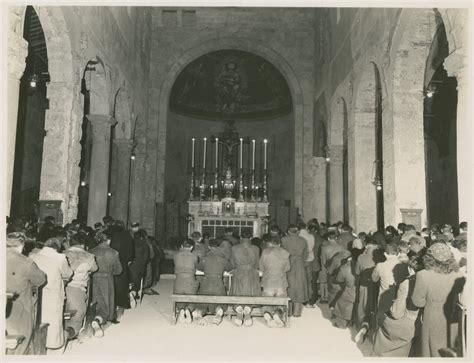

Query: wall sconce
[[80, 181, 87, 187], [29, 73, 39, 89], [107, 192, 112, 197], [424, 82, 439, 98], [130, 153, 136, 160], [324, 145, 330, 163], [371, 160, 383, 191]]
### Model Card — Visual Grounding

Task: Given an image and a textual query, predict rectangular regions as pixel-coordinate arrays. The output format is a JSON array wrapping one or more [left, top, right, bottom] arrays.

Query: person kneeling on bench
[[192, 238, 233, 325], [259, 234, 290, 328], [230, 230, 261, 327], [173, 238, 199, 324]]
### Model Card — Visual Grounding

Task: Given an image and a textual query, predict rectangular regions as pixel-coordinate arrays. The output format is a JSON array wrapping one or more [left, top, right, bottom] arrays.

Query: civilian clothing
[[311, 232, 324, 272], [90, 243, 123, 322], [65, 286, 88, 335], [372, 254, 401, 319], [412, 269, 466, 357], [321, 240, 345, 304], [355, 245, 378, 327], [6, 249, 46, 355], [332, 262, 356, 327], [64, 246, 98, 291], [231, 239, 261, 297], [259, 245, 290, 291], [299, 228, 315, 262], [193, 242, 210, 262], [373, 276, 419, 357], [129, 237, 150, 293], [31, 247, 73, 349], [282, 234, 309, 303], [110, 228, 135, 308], [338, 232, 355, 250]]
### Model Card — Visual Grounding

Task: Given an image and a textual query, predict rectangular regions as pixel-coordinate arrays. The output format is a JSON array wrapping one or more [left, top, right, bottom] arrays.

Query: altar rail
[[155, 202, 299, 246]]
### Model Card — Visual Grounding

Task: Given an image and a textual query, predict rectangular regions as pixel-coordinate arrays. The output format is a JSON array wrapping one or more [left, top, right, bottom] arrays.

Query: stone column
[[312, 156, 327, 223], [7, 28, 28, 214], [445, 50, 470, 223], [129, 153, 145, 227], [86, 115, 116, 226], [329, 145, 344, 223], [109, 138, 133, 223]]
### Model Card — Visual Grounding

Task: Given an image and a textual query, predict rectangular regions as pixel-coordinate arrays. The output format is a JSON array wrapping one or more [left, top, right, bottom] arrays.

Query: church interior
[[4, 4, 471, 359]]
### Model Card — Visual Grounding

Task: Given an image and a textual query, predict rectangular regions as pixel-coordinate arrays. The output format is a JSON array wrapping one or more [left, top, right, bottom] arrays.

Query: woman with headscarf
[[411, 243, 466, 357]]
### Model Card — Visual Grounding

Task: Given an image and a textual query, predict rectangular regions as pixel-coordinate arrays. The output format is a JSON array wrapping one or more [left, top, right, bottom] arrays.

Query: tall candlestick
[[239, 138, 243, 169], [263, 139, 268, 170], [215, 138, 219, 170], [203, 138, 207, 170], [252, 139, 255, 170], [191, 138, 195, 168]]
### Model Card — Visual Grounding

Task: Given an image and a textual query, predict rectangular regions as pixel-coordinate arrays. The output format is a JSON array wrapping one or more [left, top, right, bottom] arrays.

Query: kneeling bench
[[171, 295, 291, 327]]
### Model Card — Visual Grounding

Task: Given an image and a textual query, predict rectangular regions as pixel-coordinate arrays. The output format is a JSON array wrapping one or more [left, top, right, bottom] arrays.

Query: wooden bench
[[171, 294, 291, 327]]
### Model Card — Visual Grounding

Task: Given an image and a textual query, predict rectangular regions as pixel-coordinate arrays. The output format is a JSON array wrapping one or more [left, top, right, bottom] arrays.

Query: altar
[[188, 199, 269, 238], [187, 120, 270, 238]]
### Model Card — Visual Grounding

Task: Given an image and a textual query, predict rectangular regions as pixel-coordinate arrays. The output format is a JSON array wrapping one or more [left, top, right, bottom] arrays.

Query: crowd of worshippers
[[173, 220, 468, 357], [5, 215, 164, 355]]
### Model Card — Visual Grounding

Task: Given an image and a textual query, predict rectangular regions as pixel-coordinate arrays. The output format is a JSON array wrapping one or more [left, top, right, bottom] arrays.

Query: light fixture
[[324, 145, 330, 163], [426, 90, 434, 98], [131, 154, 136, 160], [107, 192, 112, 197], [29, 73, 39, 89], [80, 181, 86, 187]]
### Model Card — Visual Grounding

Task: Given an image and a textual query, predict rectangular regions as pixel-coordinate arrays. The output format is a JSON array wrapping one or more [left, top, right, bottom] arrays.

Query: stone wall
[[8, 6, 152, 223], [313, 7, 470, 232], [144, 7, 316, 232]]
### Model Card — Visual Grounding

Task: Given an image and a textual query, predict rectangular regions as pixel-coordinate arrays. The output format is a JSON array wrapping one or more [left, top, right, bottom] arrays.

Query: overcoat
[[110, 228, 135, 307], [259, 245, 290, 291], [230, 239, 261, 296], [333, 261, 356, 322], [281, 234, 309, 303], [6, 249, 46, 354], [355, 245, 378, 326], [173, 249, 199, 294], [411, 268, 466, 357], [129, 236, 150, 291], [90, 243, 123, 321], [31, 247, 73, 349]]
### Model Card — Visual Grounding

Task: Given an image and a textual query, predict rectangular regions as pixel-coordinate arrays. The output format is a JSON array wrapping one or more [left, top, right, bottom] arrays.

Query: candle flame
[[263, 139, 268, 143]]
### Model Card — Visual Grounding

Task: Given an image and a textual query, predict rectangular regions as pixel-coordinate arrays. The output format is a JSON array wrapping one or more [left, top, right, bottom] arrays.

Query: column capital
[[444, 48, 468, 84], [86, 114, 117, 126], [114, 138, 134, 148], [87, 114, 116, 142]]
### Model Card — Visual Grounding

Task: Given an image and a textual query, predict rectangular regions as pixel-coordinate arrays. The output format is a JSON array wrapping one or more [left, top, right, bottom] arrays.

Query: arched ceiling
[[170, 49, 292, 120]]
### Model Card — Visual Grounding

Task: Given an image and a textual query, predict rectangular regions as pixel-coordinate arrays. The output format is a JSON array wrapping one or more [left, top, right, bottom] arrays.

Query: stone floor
[[64, 276, 372, 360]]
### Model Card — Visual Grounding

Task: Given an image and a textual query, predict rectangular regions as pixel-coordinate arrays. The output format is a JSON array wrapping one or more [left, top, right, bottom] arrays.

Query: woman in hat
[[411, 243, 466, 357]]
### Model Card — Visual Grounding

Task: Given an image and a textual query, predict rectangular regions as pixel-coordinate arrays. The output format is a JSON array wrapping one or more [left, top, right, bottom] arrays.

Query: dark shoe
[[110, 320, 120, 324]]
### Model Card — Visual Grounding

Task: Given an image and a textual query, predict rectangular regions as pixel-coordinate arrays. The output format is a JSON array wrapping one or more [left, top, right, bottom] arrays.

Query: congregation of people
[[173, 220, 468, 357], [5, 215, 164, 355]]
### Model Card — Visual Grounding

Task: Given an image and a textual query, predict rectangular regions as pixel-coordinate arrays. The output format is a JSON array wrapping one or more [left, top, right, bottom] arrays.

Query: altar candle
[[239, 138, 243, 170], [191, 138, 195, 168], [263, 139, 268, 170], [252, 139, 255, 170], [215, 138, 219, 170], [203, 138, 207, 170]]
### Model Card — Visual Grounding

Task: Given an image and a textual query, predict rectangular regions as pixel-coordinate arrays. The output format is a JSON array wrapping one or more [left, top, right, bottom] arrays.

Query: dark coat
[[231, 240, 261, 296], [282, 234, 309, 303], [129, 236, 150, 291], [197, 249, 232, 296], [338, 231, 355, 250], [312, 232, 324, 272], [411, 269, 466, 357], [173, 249, 198, 294], [110, 228, 135, 308], [6, 249, 46, 355], [90, 243, 123, 321], [333, 261, 356, 321]]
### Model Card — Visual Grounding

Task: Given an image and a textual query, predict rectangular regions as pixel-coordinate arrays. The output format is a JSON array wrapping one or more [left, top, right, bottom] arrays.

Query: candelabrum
[[238, 169, 244, 202], [251, 171, 256, 202], [200, 173, 206, 201], [189, 169, 195, 201], [213, 171, 219, 201], [263, 171, 268, 202]]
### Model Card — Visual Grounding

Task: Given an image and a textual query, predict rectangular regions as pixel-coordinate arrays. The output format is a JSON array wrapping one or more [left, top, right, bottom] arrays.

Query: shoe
[[234, 306, 244, 326], [243, 306, 253, 327], [213, 308, 224, 325], [91, 320, 104, 338], [184, 309, 192, 324], [110, 319, 120, 324], [273, 313, 285, 328], [177, 309, 186, 324], [319, 299, 328, 304], [355, 324, 369, 344], [150, 288, 160, 295]]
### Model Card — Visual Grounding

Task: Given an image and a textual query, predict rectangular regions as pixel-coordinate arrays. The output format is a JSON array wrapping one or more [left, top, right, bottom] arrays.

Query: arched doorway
[[10, 6, 49, 218], [160, 49, 295, 240], [423, 20, 459, 228]]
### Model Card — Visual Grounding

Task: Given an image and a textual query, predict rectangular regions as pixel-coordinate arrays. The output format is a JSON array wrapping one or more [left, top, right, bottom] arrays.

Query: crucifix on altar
[[187, 120, 269, 238]]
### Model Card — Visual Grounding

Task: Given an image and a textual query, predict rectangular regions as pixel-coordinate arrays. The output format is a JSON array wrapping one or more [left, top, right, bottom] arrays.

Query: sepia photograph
[[1, 0, 472, 361]]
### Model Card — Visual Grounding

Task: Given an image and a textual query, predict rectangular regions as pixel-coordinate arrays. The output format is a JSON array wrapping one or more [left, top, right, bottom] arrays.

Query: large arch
[[389, 8, 440, 229], [17, 6, 79, 223], [154, 37, 306, 214]]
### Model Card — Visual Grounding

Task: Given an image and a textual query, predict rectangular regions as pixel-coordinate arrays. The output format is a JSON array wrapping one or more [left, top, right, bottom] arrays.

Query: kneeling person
[[193, 238, 233, 325], [259, 235, 290, 328], [173, 239, 199, 324]]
